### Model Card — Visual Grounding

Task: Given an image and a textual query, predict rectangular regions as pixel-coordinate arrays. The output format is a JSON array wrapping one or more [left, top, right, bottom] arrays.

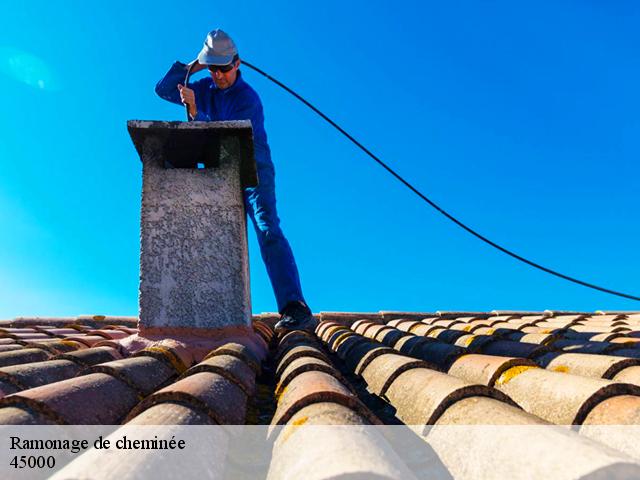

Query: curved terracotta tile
[[315, 321, 341, 339], [361, 353, 434, 396], [32, 328, 80, 337], [423, 326, 446, 338], [609, 348, 640, 359], [318, 312, 382, 326], [109, 325, 139, 335], [363, 324, 394, 340], [450, 323, 480, 333], [448, 354, 536, 387], [127, 401, 214, 425], [435, 395, 546, 425], [393, 335, 434, 355], [431, 319, 464, 328], [561, 330, 618, 342], [375, 328, 407, 348], [11, 333, 53, 341], [276, 339, 325, 368], [0, 348, 51, 368], [346, 342, 394, 376], [252, 321, 274, 344], [609, 336, 640, 345], [334, 333, 369, 360], [278, 401, 372, 430], [518, 333, 560, 345], [327, 330, 358, 352], [469, 326, 497, 335], [184, 354, 255, 396], [318, 324, 346, 343], [351, 320, 376, 336], [0, 359, 81, 395], [410, 340, 465, 371], [204, 342, 261, 374], [581, 395, 640, 425], [350, 319, 374, 334], [539, 353, 640, 380], [276, 330, 317, 355], [269, 403, 414, 480], [0, 345, 23, 353], [551, 339, 617, 354], [431, 329, 468, 343], [275, 345, 329, 379], [584, 314, 625, 322], [87, 329, 130, 340], [275, 356, 338, 397], [252, 319, 275, 334], [54, 346, 122, 366], [381, 311, 435, 322], [61, 335, 109, 347], [0, 406, 58, 424], [408, 323, 439, 336], [391, 320, 421, 333], [454, 334, 495, 351], [88, 356, 176, 397], [271, 370, 376, 426], [476, 339, 552, 359], [21, 339, 83, 355], [385, 368, 515, 425], [497, 328, 525, 340], [386, 318, 421, 330], [613, 365, 640, 387], [127, 371, 247, 425], [134, 346, 188, 375], [63, 324, 91, 332], [0, 328, 38, 335], [75, 315, 137, 327], [1, 373, 139, 424], [493, 365, 640, 424], [569, 326, 630, 334]]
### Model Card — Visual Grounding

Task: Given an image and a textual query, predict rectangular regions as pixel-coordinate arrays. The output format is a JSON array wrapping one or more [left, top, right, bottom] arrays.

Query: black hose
[[183, 61, 197, 121], [241, 59, 640, 302]]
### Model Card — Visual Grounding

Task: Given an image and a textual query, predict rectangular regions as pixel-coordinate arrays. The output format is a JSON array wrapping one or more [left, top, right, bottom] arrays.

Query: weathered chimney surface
[[128, 120, 258, 331]]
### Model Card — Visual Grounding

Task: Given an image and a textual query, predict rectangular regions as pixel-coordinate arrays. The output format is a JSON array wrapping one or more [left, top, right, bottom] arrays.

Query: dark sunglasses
[[208, 62, 236, 73]]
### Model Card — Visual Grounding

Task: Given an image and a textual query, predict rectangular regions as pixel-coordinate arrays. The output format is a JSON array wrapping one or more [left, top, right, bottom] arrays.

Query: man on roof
[[155, 28, 315, 332]]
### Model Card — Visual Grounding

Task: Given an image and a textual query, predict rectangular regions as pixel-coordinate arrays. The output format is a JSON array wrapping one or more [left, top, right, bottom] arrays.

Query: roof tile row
[[268, 325, 422, 479], [314, 319, 640, 477], [343, 316, 640, 426], [126, 342, 259, 425]]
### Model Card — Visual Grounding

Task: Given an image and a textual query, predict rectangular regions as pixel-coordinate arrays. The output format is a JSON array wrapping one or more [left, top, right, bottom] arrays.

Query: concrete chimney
[[127, 120, 257, 332]]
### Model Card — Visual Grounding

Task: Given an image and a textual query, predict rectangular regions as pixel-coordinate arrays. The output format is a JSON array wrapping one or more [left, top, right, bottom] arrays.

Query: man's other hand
[[178, 84, 197, 118]]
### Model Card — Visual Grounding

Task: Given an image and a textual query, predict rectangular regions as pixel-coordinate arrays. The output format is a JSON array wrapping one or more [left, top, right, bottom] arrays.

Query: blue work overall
[[156, 62, 306, 313]]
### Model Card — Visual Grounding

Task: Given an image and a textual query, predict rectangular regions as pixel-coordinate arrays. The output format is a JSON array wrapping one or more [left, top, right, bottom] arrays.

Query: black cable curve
[[241, 59, 639, 302], [184, 62, 197, 121]]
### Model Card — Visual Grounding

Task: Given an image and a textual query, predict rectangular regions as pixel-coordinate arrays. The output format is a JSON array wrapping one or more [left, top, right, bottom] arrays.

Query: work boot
[[275, 301, 317, 332]]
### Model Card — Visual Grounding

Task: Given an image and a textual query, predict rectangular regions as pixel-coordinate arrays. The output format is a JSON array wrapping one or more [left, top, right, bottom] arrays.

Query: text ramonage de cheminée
[[10, 436, 186, 453], [10, 438, 89, 454]]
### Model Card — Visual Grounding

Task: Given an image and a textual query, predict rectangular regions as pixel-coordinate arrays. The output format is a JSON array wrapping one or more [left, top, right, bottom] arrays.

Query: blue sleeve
[[155, 61, 210, 116], [228, 90, 261, 122], [193, 110, 210, 121]]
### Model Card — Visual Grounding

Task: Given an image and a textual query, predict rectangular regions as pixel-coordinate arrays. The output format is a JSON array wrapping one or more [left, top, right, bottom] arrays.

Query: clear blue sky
[[1, 1, 638, 318]]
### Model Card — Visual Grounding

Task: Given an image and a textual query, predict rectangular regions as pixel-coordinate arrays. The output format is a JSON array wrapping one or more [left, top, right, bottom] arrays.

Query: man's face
[[208, 59, 240, 89]]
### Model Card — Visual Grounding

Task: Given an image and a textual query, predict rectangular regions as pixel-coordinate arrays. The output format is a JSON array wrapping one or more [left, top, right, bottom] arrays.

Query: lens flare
[[0, 46, 60, 91]]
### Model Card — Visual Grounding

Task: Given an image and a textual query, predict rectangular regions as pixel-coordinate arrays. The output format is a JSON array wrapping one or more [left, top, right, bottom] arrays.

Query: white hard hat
[[197, 29, 238, 65]]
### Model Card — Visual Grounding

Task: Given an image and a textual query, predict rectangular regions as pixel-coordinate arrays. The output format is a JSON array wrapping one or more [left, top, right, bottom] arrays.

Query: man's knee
[[257, 224, 285, 244], [252, 206, 281, 232]]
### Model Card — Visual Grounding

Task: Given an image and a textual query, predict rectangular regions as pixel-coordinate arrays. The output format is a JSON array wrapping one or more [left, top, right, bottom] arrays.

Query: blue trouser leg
[[244, 167, 306, 313]]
